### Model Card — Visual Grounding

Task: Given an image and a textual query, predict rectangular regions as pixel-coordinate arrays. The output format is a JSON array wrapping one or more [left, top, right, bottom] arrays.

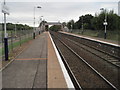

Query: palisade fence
[[1, 29, 39, 60]]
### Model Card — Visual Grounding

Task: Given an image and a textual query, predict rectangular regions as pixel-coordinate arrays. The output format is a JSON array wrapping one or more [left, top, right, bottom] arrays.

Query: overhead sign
[[2, 4, 10, 15]]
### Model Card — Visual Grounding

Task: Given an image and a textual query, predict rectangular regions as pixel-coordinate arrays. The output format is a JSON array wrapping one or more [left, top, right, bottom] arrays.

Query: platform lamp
[[33, 6, 41, 39], [100, 8, 108, 39], [39, 16, 43, 34]]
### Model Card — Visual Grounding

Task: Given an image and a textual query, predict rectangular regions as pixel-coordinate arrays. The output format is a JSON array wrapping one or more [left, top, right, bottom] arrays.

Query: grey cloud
[[0, 1, 118, 26]]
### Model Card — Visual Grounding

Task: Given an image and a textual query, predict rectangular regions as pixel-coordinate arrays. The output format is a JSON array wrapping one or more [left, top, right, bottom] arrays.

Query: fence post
[[4, 37, 8, 61], [19, 29, 21, 46], [33, 32, 35, 39], [11, 30, 13, 52]]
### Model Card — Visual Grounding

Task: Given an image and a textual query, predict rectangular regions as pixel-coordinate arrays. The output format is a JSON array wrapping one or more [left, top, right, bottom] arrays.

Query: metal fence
[[1, 29, 34, 60], [63, 28, 119, 41]]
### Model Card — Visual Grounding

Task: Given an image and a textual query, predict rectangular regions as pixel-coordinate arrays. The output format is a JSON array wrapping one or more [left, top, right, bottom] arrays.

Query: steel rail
[[59, 33, 120, 60], [65, 38, 120, 68], [50, 32, 118, 90], [52, 36, 82, 90]]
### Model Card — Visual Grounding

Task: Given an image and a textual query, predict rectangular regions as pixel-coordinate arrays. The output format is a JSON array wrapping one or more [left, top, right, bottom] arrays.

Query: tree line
[[63, 10, 120, 31], [0, 23, 33, 31]]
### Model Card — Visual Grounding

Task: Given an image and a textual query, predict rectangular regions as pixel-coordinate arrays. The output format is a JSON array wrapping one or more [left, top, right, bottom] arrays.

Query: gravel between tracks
[[50, 32, 114, 89], [57, 32, 120, 89]]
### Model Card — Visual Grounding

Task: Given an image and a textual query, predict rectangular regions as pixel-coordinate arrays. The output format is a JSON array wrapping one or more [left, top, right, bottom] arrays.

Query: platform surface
[[60, 31, 119, 46], [2, 33, 47, 88], [2, 32, 68, 89]]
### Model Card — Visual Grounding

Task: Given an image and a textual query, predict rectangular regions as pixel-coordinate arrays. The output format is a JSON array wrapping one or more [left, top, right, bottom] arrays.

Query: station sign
[[103, 22, 108, 26], [2, 4, 10, 15]]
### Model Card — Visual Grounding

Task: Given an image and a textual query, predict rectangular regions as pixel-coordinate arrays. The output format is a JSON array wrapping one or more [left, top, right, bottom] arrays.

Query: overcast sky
[[0, 0, 119, 27]]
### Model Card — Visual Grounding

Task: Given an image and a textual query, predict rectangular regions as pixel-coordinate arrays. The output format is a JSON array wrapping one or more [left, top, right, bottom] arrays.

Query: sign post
[[103, 21, 108, 39], [2, 0, 10, 61]]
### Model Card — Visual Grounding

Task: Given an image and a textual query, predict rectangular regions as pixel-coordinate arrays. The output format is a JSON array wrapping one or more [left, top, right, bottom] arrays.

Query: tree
[[49, 25, 61, 32], [91, 16, 99, 30], [65, 10, 120, 31], [5, 23, 32, 31], [75, 14, 93, 29], [94, 10, 120, 30], [67, 20, 75, 29], [62, 22, 67, 27]]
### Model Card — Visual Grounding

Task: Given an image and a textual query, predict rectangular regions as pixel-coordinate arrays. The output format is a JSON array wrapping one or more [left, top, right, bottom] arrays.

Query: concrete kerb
[[48, 32, 75, 89]]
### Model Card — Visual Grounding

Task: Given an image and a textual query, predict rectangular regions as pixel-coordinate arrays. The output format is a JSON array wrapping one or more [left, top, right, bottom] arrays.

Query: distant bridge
[[45, 22, 62, 25], [39, 21, 63, 31]]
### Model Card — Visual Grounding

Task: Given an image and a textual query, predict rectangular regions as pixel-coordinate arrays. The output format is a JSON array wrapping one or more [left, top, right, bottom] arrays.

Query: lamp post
[[2, 0, 10, 61], [33, 6, 41, 39], [70, 23, 72, 33], [100, 8, 108, 39], [39, 16, 43, 34]]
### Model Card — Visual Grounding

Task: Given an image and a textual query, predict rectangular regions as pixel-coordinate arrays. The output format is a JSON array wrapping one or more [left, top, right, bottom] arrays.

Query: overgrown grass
[[8, 37, 32, 51], [72, 29, 120, 41], [0, 36, 32, 57], [0, 48, 3, 57]]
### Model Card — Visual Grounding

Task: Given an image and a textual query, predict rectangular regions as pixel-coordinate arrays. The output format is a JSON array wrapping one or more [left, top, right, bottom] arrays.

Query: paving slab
[[47, 32, 67, 88], [2, 32, 47, 88]]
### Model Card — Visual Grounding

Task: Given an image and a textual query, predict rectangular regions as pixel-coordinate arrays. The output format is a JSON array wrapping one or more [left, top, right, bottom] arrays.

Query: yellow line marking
[[16, 58, 47, 60]]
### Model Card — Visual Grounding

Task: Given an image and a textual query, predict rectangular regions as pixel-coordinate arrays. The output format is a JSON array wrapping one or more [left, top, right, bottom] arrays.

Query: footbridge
[[39, 21, 63, 31]]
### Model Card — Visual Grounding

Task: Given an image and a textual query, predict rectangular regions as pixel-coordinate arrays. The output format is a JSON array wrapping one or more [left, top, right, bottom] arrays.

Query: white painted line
[[60, 31, 120, 47], [48, 32, 75, 89]]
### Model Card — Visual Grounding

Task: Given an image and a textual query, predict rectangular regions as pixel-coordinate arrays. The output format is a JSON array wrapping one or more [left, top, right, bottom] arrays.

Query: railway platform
[[60, 31, 119, 46], [2, 32, 73, 89]]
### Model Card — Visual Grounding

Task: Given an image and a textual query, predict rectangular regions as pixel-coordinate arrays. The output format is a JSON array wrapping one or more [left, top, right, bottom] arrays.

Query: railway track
[[50, 31, 119, 90], [59, 32, 120, 67]]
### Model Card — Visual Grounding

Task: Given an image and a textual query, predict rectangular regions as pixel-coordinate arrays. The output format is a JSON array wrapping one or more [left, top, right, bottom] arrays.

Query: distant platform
[[59, 31, 120, 47]]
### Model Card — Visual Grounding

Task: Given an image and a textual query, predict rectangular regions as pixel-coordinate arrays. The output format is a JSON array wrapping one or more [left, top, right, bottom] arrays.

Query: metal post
[[15, 24, 17, 39], [15, 24, 16, 36], [100, 8, 107, 39], [105, 25, 107, 39], [71, 24, 72, 33], [33, 7, 36, 39], [11, 30, 13, 52], [82, 24, 84, 34], [19, 29, 21, 46], [82, 16, 84, 34], [4, 0, 9, 61], [39, 29, 40, 35], [104, 11, 107, 39], [33, 6, 41, 39]]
